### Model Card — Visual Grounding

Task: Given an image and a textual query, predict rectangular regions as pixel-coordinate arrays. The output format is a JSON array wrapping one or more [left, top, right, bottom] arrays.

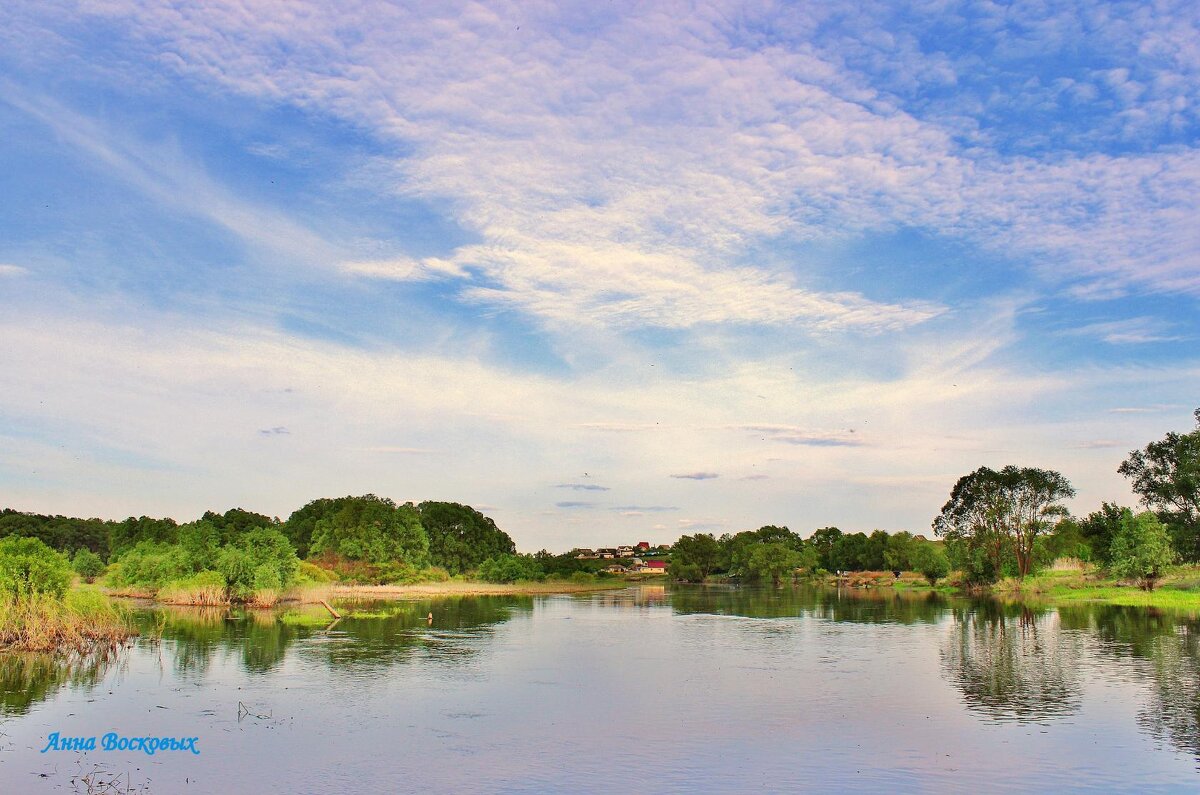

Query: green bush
[[911, 543, 950, 587], [111, 541, 190, 588], [0, 536, 72, 598], [1110, 511, 1176, 590], [216, 546, 258, 600], [476, 554, 543, 583], [71, 549, 105, 583], [296, 560, 338, 583], [253, 563, 282, 591], [569, 571, 596, 584]]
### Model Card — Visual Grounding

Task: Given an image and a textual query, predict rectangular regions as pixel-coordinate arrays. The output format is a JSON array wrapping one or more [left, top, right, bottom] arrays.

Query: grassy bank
[[0, 588, 136, 653]]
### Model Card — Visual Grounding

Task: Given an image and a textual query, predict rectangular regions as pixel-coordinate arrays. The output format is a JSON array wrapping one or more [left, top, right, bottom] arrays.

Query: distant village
[[573, 541, 671, 575]]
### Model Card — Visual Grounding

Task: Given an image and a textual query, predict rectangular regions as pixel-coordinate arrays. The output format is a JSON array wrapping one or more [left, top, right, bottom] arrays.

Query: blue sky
[[1, 0, 1197, 550]]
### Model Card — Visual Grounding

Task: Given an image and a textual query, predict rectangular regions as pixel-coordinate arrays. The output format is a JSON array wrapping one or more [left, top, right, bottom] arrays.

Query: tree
[[808, 527, 842, 570], [911, 543, 950, 587], [1109, 510, 1176, 590], [743, 543, 806, 587], [306, 495, 429, 566], [71, 549, 105, 583], [934, 465, 1075, 581], [670, 533, 721, 580], [883, 531, 915, 574], [1073, 503, 1128, 565], [418, 501, 515, 575], [1119, 408, 1200, 561]]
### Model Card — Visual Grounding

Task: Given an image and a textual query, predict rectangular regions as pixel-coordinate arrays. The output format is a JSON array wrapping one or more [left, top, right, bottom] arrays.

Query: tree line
[[669, 408, 1200, 590], [0, 496, 518, 597]]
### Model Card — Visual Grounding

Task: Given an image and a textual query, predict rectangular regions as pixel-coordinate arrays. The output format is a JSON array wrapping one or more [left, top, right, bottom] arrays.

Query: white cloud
[[0, 264, 27, 276]]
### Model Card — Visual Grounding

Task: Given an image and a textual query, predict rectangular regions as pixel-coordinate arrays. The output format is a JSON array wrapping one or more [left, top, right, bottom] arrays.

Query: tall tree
[[934, 465, 1075, 581], [418, 501, 515, 574], [306, 495, 429, 566], [670, 533, 721, 580], [1119, 408, 1200, 561]]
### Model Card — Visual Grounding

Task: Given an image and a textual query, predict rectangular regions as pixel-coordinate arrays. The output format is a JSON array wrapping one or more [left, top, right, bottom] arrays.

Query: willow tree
[[934, 465, 1075, 581]]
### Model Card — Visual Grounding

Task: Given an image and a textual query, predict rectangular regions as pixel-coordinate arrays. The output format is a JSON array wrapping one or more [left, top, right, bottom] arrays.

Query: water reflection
[[669, 583, 951, 624], [0, 646, 124, 717], [941, 602, 1083, 722]]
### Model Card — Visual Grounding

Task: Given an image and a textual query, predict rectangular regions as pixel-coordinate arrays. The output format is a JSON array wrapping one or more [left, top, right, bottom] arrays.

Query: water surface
[[2, 586, 1199, 793]]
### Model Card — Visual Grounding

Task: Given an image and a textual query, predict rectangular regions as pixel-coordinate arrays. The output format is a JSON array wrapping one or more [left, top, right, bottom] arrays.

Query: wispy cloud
[[611, 505, 678, 512], [0, 264, 27, 277], [737, 424, 865, 447], [258, 426, 289, 436], [1064, 317, 1185, 345], [556, 483, 610, 492], [555, 501, 594, 509], [670, 472, 720, 481]]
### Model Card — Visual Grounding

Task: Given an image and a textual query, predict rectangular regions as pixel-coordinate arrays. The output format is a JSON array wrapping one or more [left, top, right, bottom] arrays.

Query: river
[[2, 585, 1199, 793]]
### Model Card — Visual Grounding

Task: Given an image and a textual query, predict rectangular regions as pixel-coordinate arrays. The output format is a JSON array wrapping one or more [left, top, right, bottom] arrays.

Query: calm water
[[3, 585, 1200, 793]]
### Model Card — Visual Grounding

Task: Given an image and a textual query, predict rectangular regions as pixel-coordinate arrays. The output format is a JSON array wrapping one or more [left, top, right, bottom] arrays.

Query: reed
[[0, 589, 136, 653]]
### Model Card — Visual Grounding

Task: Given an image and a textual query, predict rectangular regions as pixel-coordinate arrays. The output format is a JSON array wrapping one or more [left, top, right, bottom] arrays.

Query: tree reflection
[[668, 583, 951, 624], [942, 601, 1082, 722], [0, 646, 122, 717]]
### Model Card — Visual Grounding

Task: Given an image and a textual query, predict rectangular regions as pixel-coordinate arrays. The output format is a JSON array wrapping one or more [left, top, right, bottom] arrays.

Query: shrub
[[296, 560, 338, 583], [216, 546, 258, 600], [111, 541, 190, 589], [1110, 510, 1176, 590], [0, 537, 73, 599], [569, 571, 596, 584], [476, 554, 543, 583], [71, 549, 105, 583], [911, 543, 951, 587]]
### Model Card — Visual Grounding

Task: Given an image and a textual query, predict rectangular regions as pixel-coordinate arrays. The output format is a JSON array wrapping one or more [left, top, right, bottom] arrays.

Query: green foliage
[[200, 508, 279, 546], [933, 465, 1075, 581], [0, 536, 72, 599], [671, 533, 721, 579], [296, 560, 338, 583], [71, 548, 105, 582], [177, 520, 221, 572], [911, 543, 950, 587], [306, 495, 429, 566], [1109, 510, 1176, 590], [808, 527, 842, 571], [742, 542, 805, 586], [108, 516, 179, 558], [1119, 409, 1200, 561], [216, 546, 258, 600], [883, 532, 915, 572], [112, 541, 190, 589], [1075, 503, 1127, 565], [569, 571, 596, 584], [476, 554, 543, 583], [253, 563, 282, 592], [0, 510, 111, 559], [419, 501, 515, 575]]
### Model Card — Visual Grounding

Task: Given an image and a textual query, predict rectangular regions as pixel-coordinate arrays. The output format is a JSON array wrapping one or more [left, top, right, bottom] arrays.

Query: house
[[617, 545, 635, 557], [598, 548, 617, 559], [575, 549, 597, 559], [637, 560, 668, 575], [603, 564, 628, 574], [636, 541, 651, 551]]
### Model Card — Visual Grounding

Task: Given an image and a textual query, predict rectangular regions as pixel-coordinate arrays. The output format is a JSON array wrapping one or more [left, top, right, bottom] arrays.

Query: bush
[[296, 560, 338, 583], [111, 541, 190, 589], [1110, 510, 1176, 590], [0, 537, 72, 599], [71, 549, 105, 583], [216, 546, 258, 600], [911, 543, 951, 587], [476, 554, 543, 583], [569, 571, 596, 584]]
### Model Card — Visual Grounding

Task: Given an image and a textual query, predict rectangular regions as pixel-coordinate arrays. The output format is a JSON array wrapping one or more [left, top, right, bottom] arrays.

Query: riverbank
[[311, 578, 629, 600], [820, 566, 1200, 611], [0, 589, 136, 653]]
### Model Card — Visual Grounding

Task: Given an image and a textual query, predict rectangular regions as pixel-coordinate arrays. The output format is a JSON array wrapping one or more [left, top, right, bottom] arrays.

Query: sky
[[1, 0, 1197, 551]]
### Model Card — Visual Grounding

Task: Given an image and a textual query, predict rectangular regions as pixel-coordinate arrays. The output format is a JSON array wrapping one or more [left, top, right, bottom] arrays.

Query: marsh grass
[[0, 589, 135, 653]]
